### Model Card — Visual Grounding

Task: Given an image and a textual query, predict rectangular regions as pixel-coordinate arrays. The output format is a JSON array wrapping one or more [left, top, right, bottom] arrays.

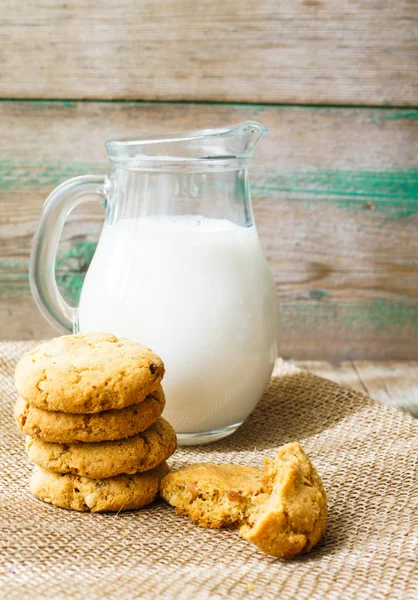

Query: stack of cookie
[[14, 333, 177, 513]]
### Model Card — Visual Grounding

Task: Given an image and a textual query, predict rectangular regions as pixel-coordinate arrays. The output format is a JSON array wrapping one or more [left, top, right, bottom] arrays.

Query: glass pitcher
[[30, 121, 280, 445]]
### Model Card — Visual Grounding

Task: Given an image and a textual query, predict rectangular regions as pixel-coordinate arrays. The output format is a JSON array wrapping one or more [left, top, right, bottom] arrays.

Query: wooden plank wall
[[1, 0, 417, 105], [0, 2, 417, 359], [1, 102, 417, 358]]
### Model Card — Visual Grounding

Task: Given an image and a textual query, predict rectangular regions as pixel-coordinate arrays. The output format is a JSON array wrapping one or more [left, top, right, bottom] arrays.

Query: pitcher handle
[[29, 175, 106, 333]]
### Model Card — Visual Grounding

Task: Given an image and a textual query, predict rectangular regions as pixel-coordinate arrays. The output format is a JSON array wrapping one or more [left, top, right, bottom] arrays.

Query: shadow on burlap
[[0, 343, 417, 600]]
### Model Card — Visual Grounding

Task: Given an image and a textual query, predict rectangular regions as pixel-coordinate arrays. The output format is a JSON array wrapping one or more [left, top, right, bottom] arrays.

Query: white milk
[[78, 216, 279, 435]]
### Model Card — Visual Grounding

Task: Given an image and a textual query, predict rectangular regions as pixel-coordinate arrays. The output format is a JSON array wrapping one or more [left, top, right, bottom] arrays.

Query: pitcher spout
[[225, 121, 268, 158], [105, 121, 267, 170]]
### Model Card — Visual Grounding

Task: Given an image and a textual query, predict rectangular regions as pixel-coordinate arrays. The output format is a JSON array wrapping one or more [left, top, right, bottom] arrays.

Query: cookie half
[[30, 461, 169, 512], [15, 386, 165, 443], [27, 417, 177, 479], [160, 442, 327, 558], [15, 333, 164, 413], [160, 463, 263, 528]]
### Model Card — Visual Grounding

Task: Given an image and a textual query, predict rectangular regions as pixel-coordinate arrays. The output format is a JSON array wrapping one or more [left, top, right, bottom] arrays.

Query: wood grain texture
[[0, 1, 417, 105], [299, 360, 418, 416], [294, 361, 366, 393], [0, 101, 417, 359], [353, 361, 418, 416]]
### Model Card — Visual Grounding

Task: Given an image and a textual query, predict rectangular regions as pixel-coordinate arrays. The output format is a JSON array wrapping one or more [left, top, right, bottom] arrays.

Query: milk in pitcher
[[78, 215, 279, 438]]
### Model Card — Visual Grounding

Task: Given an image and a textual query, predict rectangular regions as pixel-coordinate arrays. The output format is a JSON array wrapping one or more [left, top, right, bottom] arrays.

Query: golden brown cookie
[[14, 333, 164, 413], [160, 442, 327, 558], [30, 461, 169, 512], [27, 417, 177, 479], [161, 463, 263, 527], [14, 386, 165, 443]]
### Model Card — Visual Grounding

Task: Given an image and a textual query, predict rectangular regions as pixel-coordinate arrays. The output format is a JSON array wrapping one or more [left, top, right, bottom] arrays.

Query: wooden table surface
[[297, 360, 418, 417]]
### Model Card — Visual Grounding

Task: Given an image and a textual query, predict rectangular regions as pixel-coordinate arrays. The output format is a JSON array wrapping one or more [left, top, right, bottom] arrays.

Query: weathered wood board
[[1, 1, 417, 105], [299, 361, 418, 416], [0, 101, 417, 359]]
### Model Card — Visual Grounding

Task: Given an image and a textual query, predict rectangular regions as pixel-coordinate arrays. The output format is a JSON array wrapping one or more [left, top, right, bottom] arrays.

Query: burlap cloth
[[0, 342, 417, 600]]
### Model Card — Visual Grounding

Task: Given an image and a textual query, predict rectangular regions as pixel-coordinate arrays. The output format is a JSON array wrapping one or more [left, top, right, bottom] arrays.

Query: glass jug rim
[[105, 120, 268, 172]]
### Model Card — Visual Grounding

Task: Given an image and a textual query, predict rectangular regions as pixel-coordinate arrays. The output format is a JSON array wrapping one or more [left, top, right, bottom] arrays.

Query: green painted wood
[[0, 100, 417, 358], [1, 159, 417, 219], [1, 159, 417, 205]]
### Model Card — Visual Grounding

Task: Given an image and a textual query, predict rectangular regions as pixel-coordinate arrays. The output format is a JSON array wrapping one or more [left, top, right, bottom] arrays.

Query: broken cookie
[[160, 442, 327, 558]]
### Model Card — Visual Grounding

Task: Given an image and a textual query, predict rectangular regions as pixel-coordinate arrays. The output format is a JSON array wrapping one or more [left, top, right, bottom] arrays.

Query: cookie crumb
[[123, 530, 130, 537], [247, 583, 254, 591]]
